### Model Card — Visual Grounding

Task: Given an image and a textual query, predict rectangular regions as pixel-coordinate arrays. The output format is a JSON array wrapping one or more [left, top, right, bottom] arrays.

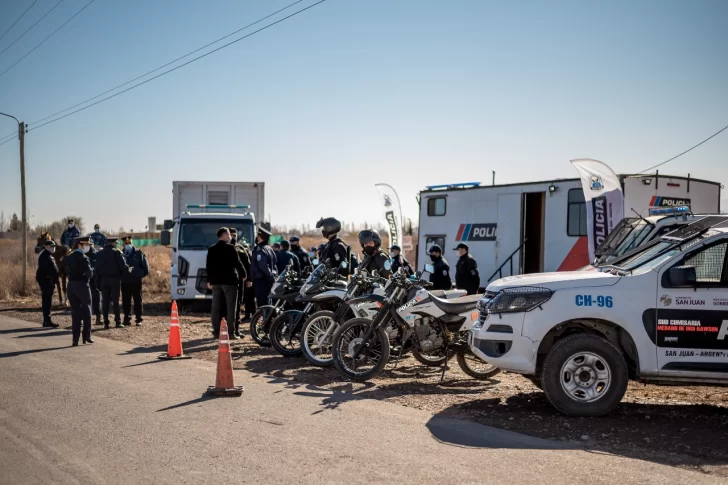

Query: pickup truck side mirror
[[161, 230, 171, 246], [669, 266, 697, 287], [163, 219, 175, 230]]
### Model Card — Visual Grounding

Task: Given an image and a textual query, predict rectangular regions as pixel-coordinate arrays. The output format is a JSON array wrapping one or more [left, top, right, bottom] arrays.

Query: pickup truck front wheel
[[541, 333, 628, 417]]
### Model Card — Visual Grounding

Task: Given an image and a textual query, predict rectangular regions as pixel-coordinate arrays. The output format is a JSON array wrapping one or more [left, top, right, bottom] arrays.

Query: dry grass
[[0, 239, 39, 300]]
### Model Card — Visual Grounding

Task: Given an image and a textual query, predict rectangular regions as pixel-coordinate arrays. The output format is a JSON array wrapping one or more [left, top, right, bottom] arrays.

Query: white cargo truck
[[417, 174, 721, 286], [162, 181, 266, 301]]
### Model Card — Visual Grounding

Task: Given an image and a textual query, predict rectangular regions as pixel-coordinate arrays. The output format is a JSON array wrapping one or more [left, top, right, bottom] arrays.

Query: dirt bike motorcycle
[[249, 265, 307, 347], [301, 269, 467, 368], [269, 262, 347, 357], [331, 266, 501, 382]]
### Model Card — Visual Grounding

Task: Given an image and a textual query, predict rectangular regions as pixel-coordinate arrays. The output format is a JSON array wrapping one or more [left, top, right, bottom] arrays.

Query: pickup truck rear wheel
[[541, 333, 628, 417]]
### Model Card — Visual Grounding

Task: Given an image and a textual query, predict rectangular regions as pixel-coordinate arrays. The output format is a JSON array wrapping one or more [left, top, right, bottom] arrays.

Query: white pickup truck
[[469, 215, 728, 416]]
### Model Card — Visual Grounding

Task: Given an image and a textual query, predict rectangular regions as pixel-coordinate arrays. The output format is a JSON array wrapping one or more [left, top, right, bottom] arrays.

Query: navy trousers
[[67, 281, 92, 343]]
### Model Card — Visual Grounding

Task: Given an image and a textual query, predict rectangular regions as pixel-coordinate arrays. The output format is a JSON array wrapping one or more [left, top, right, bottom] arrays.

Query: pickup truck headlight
[[487, 287, 552, 314]]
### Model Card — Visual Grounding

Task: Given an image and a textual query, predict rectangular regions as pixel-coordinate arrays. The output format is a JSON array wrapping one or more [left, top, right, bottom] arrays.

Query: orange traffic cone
[[158, 301, 192, 360], [206, 318, 243, 396]]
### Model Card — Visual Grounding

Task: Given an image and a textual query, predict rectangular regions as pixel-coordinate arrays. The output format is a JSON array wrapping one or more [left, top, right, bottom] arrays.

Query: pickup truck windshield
[[178, 219, 255, 250]]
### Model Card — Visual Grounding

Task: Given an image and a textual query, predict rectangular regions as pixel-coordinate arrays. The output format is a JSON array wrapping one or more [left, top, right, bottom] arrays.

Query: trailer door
[[493, 193, 523, 281]]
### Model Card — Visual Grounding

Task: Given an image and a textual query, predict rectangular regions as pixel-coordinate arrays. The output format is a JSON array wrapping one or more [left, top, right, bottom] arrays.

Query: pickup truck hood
[[487, 271, 620, 292]]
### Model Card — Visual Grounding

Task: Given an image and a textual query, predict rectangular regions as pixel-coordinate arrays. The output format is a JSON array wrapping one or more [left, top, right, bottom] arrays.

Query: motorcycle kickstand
[[440, 347, 452, 382], [392, 343, 405, 369]]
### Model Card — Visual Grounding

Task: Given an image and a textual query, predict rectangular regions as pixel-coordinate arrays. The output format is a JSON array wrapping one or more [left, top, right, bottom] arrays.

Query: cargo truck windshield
[[178, 219, 255, 250]]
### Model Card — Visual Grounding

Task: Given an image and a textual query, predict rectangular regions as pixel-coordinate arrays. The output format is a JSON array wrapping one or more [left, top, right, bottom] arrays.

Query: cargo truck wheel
[[541, 333, 628, 417]]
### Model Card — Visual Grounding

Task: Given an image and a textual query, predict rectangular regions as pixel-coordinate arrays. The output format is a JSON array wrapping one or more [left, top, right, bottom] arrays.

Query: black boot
[[95, 316, 102, 326], [83, 338, 94, 344]]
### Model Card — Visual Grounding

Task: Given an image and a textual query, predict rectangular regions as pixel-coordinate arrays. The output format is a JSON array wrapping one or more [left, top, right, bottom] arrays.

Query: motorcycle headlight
[[487, 287, 552, 314]]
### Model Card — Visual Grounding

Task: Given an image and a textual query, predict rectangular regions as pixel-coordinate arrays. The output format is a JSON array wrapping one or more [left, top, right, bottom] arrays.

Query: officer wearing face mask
[[89, 224, 107, 248], [454, 243, 480, 295], [61, 219, 80, 248], [427, 245, 451, 290], [229, 228, 252, 326], [316, 217, 350, 277], [289, 236, 311, 271], [357, 230, 391, 278], [250, 226, 278, 307], [36, 239, 60, 328], [389, 245, 412, 275], [121, 236, 149, 326], [66, 237, 95, 346]]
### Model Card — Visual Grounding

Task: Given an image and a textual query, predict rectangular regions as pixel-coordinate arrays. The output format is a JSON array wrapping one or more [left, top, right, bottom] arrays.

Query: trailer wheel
[[541, 333, 628, 417]]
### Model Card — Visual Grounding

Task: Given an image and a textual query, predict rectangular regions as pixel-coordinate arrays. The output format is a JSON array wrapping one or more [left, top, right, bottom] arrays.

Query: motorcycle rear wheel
[[332, 318, 390, 382], [411, 348, 450, 367], [269, 310, 304, 357], [249, 308, 274, 347]]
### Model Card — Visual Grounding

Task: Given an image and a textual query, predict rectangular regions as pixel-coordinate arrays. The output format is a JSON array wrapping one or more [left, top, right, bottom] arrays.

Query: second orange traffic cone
[[206, 318, 243, 396], [158, 301, 192, 360]]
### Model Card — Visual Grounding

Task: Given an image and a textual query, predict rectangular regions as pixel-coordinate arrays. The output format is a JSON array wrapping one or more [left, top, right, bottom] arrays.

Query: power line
[[6, 0, 304, 133], [0, 0, 65, 58], [28, 0, 327, 132], [0, 0, 40, 45], [638, 123, 728, 174], [0, 0, 95, 78]]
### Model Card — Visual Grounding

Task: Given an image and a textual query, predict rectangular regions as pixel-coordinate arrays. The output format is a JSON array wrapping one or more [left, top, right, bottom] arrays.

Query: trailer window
[[567, 189, 587, 236], [427, 197, 446, 216], [426, 236, 445, 251]]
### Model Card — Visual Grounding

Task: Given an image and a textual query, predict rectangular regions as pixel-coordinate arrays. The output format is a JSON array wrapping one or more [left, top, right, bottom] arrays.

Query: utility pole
[[19, 122, 27, 294], [0, 112, 27, 294]]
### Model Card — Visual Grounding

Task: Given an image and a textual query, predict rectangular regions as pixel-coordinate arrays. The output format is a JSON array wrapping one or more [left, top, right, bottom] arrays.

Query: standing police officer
[[250, 227, 278, 307], [86, 243, 102, 326], [289, 236, 312, 271], [36, 240, 60, 328], [96, 237, 129, 328], [121, 236, 149, 326], [389, 245, 412, 275], [358, 230, 392, 278], [89, 224, 107, 248], [229, 228, 251, 327], [454, 243, 480, 295], [316, 217, 350, 277], [427, 245, 452, 290], [66, 237, 95, 346]]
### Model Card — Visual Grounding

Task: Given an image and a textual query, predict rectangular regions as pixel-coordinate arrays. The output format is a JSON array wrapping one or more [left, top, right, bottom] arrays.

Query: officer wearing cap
[[454, 243, 480, 295], [89, 224, 107, 248], [86, 239, 102, 326], [121, 235, 149, 326], [61, 219, 80, 248], [289, 236, 312, 271], [427, 245, 451, 290], [250, 226, 278, 307], [389, 245, 412, 275], [96, 237, 129, 328], [36, 239, 59, 328], [66, 236, 95, 345]]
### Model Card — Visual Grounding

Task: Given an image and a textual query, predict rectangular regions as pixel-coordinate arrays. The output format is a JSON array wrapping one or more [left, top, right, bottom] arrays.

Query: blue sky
[[0, 0, 726, 232]]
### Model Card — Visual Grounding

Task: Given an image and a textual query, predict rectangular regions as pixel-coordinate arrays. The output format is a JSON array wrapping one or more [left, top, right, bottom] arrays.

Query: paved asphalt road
[[0, 315, 720, 485]]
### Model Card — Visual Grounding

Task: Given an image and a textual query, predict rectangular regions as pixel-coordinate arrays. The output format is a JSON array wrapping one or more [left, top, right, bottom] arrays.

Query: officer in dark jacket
[[96, 237, 129, 328], [358, 229, 391, 278], [229, 228, 251, 326], [60, 219, 80, 247], [36, 240, 60, 328], [250, 227, 278, 307], [276, 240, 301, 274], [317, 217, 350, 277], [454, 243, 480, 295], [85, 244, 102, 326], [428, 245, 452, 290], [389, 245, 412, 275], [89, 224, 107, 248], [121, 236, 149, 326], [206, 227, 246, 339], [289, 236, 311, 271], [66, 237, 95, 346]]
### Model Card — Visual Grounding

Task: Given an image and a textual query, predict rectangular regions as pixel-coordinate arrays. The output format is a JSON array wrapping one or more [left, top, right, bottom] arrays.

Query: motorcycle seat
[[431, 289, 467, 299], [430, 293, 481, 315]]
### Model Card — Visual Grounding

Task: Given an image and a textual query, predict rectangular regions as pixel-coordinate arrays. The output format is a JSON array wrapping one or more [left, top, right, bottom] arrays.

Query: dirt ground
[[1, 297, 727, 478]]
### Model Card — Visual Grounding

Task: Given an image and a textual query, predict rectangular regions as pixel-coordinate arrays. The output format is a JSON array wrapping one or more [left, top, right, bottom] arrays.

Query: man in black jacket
[[121, 236, 149, 326], [251, 227, 278, 307], [389, 245, 412, 275], [428, 245, 452, 290], [276, 240, 301, 274], [36, 240, 60, 328], [86, 244, 102, 326], [289, 236, 311, 271], [66, 237, 95, 346], [454, 243, 480, 295], [229, 228, 251, 325], [317, 217, 350, 277], [96, 237, 129, 328], [206, 227, 246, 339], [358, 230, 392, 278]]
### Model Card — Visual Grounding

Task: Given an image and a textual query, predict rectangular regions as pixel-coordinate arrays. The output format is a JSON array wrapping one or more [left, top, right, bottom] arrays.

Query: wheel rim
[[559, 351, 611, 403], [336, 323, 384, 376], [274, 316, 300, 351], [461, 352, 498, 375], [303, 315, 336, 363], [252, 314, 267, 341]]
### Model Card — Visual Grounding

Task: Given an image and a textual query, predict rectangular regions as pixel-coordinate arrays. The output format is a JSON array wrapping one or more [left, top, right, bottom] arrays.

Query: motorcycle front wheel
[[269, 310, 304, 357], [249, 307, 276, 347], [332, 318, 390, 382], [456, 349, 501, 380], [301, 310, 337, 367]]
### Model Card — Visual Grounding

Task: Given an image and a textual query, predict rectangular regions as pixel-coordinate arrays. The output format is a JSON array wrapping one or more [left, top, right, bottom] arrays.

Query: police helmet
[[358, 229, 382, 249], [316, 217, 341, 238]]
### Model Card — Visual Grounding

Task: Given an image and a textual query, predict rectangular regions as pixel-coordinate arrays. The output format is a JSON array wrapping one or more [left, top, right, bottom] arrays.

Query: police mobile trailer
[[417, 174, 721, 285], [161, 181, 266, 302], [470, 216, 728, 417]]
